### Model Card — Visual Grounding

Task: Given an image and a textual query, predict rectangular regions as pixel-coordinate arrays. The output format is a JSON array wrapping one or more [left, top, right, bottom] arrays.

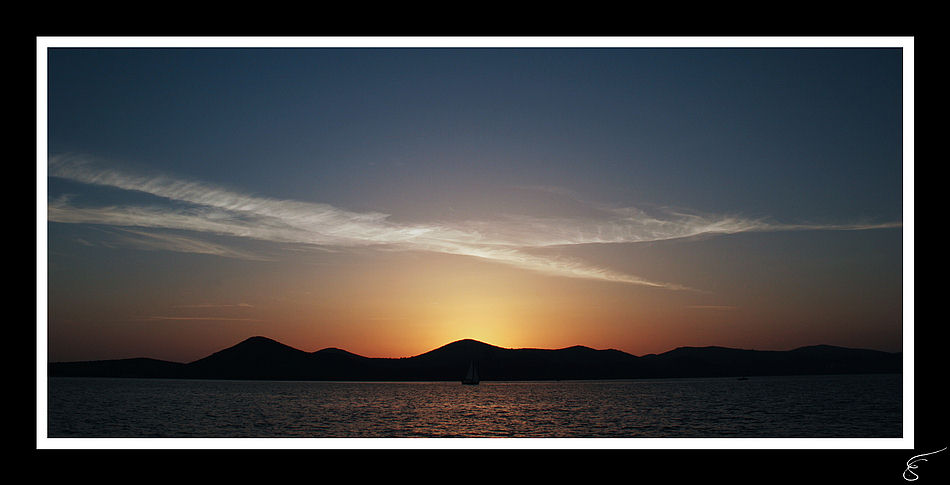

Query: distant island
[[48, 336, 901, 382]]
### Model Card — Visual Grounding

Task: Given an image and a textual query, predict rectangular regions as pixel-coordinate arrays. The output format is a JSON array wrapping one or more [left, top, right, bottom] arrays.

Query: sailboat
[[462, 360, 479, 385]]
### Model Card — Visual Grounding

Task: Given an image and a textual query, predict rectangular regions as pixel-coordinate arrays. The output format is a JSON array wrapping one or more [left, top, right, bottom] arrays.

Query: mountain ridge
[[48, 336, 902, 381]]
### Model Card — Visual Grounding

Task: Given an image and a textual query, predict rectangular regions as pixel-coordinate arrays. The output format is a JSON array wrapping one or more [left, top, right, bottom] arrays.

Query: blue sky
[[44, 44, 907, 361], [48, 48, 902, 220]]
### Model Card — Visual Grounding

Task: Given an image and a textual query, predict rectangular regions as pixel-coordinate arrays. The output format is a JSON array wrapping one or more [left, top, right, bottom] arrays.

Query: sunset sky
[[42, 42, 908, 363]]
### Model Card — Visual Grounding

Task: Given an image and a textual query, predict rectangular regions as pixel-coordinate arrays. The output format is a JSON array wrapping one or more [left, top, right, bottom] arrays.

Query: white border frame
[[36, 36, 914, 450]]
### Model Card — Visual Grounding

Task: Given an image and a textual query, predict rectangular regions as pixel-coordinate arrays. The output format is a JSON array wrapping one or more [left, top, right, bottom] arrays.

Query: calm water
[[47, 374, 901, 438]]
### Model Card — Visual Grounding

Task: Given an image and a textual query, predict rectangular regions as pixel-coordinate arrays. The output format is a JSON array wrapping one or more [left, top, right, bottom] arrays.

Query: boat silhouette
[[462, 360, 480, 385]]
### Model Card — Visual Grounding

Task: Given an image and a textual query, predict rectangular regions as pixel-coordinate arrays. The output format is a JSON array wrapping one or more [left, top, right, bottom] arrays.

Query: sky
[[43, 43, 907, 363]]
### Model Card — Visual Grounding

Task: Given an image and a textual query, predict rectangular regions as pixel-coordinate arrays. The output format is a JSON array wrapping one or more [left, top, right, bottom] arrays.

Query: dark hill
[[639, 344, 902, 378], [185, 336, 315, 380], [48, 337, 901, 381], [49, 357, 186, 378]]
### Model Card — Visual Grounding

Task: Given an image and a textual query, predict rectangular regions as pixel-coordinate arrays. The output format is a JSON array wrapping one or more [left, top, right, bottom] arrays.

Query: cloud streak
[[172, 303, 255, 309], [107, 228, 275, 261], [142, 316, 265, 322], [47, 155, 901, 290]]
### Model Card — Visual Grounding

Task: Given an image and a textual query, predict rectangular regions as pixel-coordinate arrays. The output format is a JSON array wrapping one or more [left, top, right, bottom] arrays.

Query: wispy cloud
[[142, 316, 265, 322], [47, 155, 901, 290], [172, 303, 255, 309], [109, 228, 275, 261], [687, 305, 739, 311]]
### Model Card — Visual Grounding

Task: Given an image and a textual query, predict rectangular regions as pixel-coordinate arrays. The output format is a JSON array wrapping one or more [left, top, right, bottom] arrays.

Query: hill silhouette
[[48, 336, 901, 381]]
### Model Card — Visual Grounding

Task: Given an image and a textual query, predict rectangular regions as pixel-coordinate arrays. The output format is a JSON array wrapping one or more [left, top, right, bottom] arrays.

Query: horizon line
[[48, 334, 902, 365]]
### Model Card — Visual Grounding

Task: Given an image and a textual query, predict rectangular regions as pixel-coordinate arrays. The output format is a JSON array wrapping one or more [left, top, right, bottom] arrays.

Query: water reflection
[[48, 374, 901, 438]]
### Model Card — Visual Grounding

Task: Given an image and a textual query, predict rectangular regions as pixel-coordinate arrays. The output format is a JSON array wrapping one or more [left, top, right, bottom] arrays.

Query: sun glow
[[429, 313, 522, 351]]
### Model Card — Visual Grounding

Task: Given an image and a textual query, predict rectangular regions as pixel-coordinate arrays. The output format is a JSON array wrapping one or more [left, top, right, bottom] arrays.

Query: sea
[[46, 373, 902, 439]]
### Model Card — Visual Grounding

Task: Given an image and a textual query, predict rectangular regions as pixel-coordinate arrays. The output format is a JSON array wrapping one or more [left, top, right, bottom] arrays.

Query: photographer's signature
[[904, 446, 947, 481]]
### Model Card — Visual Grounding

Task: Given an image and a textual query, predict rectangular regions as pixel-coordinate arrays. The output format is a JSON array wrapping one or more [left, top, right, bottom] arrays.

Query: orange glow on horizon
[[46, 229, 902, 363]]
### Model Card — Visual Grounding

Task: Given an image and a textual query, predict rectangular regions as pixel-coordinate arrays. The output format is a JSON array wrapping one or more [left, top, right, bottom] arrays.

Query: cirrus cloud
[[47, 155, 901, 291]]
